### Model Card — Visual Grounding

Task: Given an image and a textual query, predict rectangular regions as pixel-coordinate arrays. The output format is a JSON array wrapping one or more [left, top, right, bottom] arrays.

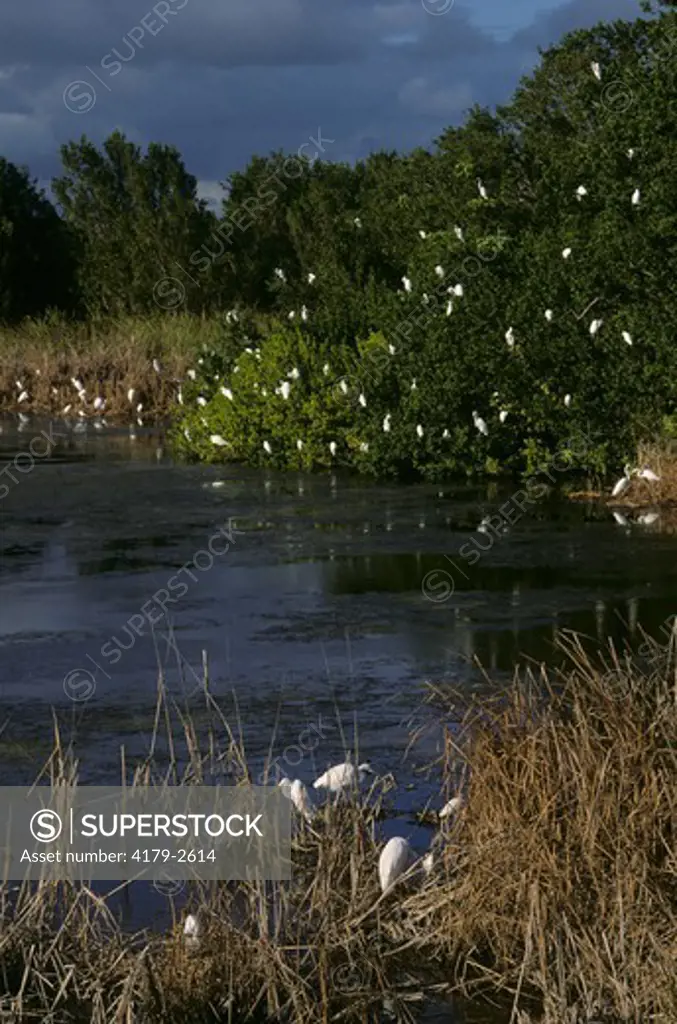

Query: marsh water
[[1, 415, 676, 1022]]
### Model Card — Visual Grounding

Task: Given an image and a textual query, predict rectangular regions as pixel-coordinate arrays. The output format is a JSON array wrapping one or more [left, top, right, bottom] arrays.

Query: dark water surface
[[1, 415, 675, 1021]]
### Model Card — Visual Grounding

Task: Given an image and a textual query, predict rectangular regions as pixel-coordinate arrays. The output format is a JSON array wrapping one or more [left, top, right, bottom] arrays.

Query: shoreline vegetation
[[1, 7, 677, 484], [1, 628, 675, 1022]]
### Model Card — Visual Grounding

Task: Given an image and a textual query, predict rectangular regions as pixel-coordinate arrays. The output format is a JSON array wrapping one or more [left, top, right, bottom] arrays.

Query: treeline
[[1, 4, 677, 477]]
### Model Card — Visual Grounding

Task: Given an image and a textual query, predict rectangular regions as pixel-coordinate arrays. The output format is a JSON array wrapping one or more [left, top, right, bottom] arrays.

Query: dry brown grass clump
[[410, 631, 677, 1023]]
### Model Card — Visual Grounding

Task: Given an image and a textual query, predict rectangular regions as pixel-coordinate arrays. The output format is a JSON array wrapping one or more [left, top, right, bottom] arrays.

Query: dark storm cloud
[[0, 0, 648, 196]]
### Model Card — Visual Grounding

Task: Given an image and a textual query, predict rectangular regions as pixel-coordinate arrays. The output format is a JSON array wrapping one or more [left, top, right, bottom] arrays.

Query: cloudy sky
[[0, 0, 643, 205]]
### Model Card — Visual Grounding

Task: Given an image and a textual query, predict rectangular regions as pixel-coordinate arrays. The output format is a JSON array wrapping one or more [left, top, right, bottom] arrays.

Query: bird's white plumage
[[313, 761, 373, 793], [290, 779, 315, 822], [183, 913, 200, 948], [637, 467, 659, 482], [439, 795, 463, 819], [379, 836, 414, 893]]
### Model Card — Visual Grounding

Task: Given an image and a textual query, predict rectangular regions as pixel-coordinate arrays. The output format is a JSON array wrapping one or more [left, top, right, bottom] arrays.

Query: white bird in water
[[505, 326, 515, 348], [591, 60, 601, 80], [622, 331, 633, 346], [545, 309, 554, 322], [263, 440, 272, 454], [402, 276, 412, 293], [300, 306, 308, 321], [637, 511, 659, 525], [612, 510, 629, 527], [473, 410, 488, 436], [210, 435, 228, 446], [562, 247, 572, 259], [379, 837, 414, 893], [416, 424, 424, 438], [439, 795, 464, 819], [589, 318, 603, 336], [313, 761, 374, 795], [477, 178, 488, 199], [631, 188, 641, 206], [611, 463, 634, 498], [183, 914, 200, 949]]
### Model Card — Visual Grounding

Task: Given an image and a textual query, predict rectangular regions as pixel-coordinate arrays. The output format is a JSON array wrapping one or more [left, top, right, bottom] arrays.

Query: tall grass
[[1, 630, 675, 1021]]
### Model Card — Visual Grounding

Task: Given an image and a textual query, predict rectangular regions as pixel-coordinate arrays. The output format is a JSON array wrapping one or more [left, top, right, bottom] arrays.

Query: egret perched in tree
[[359, 393, 367, 408], [575, 185, 588, 200], [499, 410, 509, 423], [418, 229, 427, 239], [473, 410, 488, 436], [323, 363, 330, 375], [591, 60, 601, 80], [210, 435, 228, 446], [290, 779, 315, 822], [402, 276, 412, 293], [313, 761, 374, 795], [564, 394, 572, 407], [379, 837, 414, 893], [627, 148, 635, 159], [589, 318, 603, 336], [631, 188, 641, 206], [637, 467, 660, 482], [186, 369, 197, 381], [274, 267, 286, 281], [410, 379, 417, 390], [383, 414, 391, 433], [611, 464, 634, 497], [183, 914, 200, 948], [62, 404, 72, 415], [296, 439, 304, 451], [545, 309, 554, 322], [454, 225, 464, 241], [339, 379, 349, 394], [477, 178, 488, 199], [263, 440, 272, 454], [288, 310, 295, 320], [451, 283, 464, 297], [353, 216, 362, 227], [300, 306, 308, 321], [388, 343, 396, 354], [434, 264, 444, 278], [278, 381, 291, 400], [307, 272, 316, 284], [442, 429, 450, 439], [221, 386, 233, 400], [197, 396, 207, 406], [416, 424, 424, 438], [329, 441, 337, 457], [505, 326, 515, 348], [562, 247, 572, 259], [446, 300, 453, 316], [622, 331, 633, 346], [359, 442, 369, 452]]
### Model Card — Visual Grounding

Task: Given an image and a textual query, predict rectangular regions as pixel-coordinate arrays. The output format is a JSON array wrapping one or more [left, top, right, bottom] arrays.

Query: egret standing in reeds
[[379, 836, 414, 893], [611, 464, 635, 498], [313, 760, 374, 796]]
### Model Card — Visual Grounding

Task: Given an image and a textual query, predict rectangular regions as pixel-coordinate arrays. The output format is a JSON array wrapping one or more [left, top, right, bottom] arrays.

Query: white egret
[[353, 216, 362, 227], [454, 225, 464, 241], [71, 377, 84, 393], [434, 264, 444, 278], [627, 148, 635, 159], [562, 247, 572, 259], [197, 396, 207, 407], [301, 306, 308, 321], [499, 410, 509, 423], [274, 267, 286, 281], [177, 387, 183, 405], [358, 393, 367, 408], [402, 276, 412, 293], [210, 435, 228, 446], [622, 331, 633, 346], [308, 272, 316, 284], [473, 410, 488, 436], [17, 391, 28, 403], [611, 464, 634, 497], [339, 379, 349, 394], [93, 396, 105, 411], [379, 837, 414, 893], [505, 326, 515, 348], [421, 851, 434, 878], [296, 439, 304, 451], [359, 442, 369, 453], [442, 428, 450, 439], [62, 404, 72, 415], [416, 424, 424, 438], [263, 441, 272, 454], [383, 414, 391, 433], [451, 283, 464, 297], [422, 293, 429, 304], [183, 914, 200, 949], [612, 510, 629, 527], [564, 394, 572, 407], [313, 761, 374, 794], [288, 310, 296, 320], [220, 387, 233, 400], [388, 343, 396, 354], [290, 779, 315, 822], [445, 300, 453, 316], [323, 363, 330, 375], [439, 795, 464, 819], [187, 369, 197, 381], [575, 185, 588, 200], [279, 381, 291, 400], [545, 309, 554, 322], [152, 358, 161, 374], [410, 379, 417, 390], [589, 318, 603, 336], [631, 188, 641, 206], [418, 230, 427, 239], [637, 511, 659, 525], [591, 61, 601, 80], [477, 178, 488, 199], [15, 380, 23, 390], [637, 467, 660, 482], [329, 441, 337, 457]]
